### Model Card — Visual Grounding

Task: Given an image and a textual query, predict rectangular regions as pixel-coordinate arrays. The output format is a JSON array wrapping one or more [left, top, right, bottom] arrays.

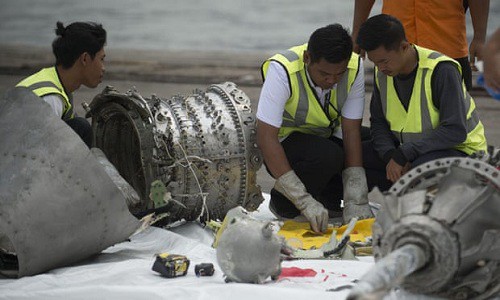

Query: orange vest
[[382, 0, 468, 59]]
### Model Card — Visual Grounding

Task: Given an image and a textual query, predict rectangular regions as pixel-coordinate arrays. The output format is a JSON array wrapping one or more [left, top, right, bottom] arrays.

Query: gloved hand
[[274, 170, 328, 233], [342, 167, 374, 224]]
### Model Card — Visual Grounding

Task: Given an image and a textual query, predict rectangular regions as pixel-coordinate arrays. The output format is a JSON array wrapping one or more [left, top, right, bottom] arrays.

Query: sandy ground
[[1, 44, 499, 194]]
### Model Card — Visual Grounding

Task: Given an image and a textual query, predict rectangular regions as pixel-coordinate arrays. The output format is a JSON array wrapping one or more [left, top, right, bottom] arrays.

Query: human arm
[[369, 74, 400, 161], [256, 62, 294, 177], [468, 0, 490, 68], [342, 117, 363, 167], [256, 120, 291, 178], [340, 61, 365, 168], [340, 65, 373, 222], [256, 62, 328, 232], [341, 117, 374, 222], [398, 62, 469, 161], [483, 28, 500, 92], [42, 94, 64, 117], [369, 74, 410, 182], [352, 0, 376, 56], [256, 122, 328, 233]]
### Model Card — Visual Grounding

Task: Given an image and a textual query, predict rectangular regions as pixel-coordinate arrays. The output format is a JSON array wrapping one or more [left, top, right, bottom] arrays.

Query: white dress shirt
[[256, 61, 365, 139]]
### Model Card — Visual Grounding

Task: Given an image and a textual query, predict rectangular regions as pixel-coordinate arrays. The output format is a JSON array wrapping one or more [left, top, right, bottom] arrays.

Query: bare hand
[[469, 37, 485, 71], [386, 159, 410, 183]]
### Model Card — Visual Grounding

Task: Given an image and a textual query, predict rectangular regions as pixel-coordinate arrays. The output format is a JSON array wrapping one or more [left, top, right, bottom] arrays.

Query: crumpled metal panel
[[0, 88, 140, 277], [366, 157, 500, 298], [87, 82, 263, 225]]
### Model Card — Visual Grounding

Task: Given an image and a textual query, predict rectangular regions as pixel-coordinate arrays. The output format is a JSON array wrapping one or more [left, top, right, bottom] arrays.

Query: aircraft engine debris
[[0, 88, 140, 278], [348, 157, 500, 299], [216, 207, 283, 283], [86, 82, 264, 226]]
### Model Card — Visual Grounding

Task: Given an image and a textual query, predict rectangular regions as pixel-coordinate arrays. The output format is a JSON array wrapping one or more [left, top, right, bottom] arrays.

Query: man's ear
[[400, 41, 411, 53], [303, 50, 310, 64], [79, 52, 90, 66]]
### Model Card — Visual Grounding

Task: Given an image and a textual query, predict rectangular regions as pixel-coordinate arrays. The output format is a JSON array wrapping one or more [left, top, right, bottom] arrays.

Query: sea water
[[0, 0, 498, 52]]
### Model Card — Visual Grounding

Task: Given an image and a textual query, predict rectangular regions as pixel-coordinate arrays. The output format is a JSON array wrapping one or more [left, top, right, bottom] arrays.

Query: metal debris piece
[[290, 218, 359, 260], [91, 147, 141, 208], [0, 88, 140, 278], [216, 206, 283, 283], [86, 82, 263, 225], [348, 157, 500, 299]]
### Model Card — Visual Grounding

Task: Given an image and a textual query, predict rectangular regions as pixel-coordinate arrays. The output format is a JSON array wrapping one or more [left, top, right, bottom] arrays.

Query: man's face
[[304, 52, 348, 90], [82, 48, 106, 88], [366, 43, 406, 77]]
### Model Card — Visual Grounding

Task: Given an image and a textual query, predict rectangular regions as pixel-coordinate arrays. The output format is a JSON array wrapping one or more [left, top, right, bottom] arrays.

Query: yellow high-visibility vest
[[375, 45, 486, 155], [16, 66, 74, 120], [261, 44, 360, 139]]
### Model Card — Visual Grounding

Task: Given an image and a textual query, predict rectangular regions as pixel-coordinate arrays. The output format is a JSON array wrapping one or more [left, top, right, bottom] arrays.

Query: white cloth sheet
[[0, 194, 375, 300]]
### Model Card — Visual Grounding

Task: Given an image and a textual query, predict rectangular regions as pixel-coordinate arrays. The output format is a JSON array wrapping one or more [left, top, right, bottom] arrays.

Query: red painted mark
[[278, 267, 317, 279], [323, 275, 329, 282]]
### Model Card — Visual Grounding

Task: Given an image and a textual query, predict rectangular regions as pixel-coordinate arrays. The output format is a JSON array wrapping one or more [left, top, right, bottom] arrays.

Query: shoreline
[[0, 44, 490, 96], [0, 44, 270, 87]]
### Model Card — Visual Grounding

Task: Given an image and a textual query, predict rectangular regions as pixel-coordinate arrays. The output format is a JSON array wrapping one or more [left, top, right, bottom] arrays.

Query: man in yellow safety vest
[[356, 14, 487, 191], [17, 21, 106, 148], [257, 24, 374, 233]]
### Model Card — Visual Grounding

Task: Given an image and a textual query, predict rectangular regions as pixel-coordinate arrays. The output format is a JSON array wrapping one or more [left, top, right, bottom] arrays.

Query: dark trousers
[[362, 140, 468, 192], [269, 132, 344, 218], [65, 117, 93, 148], [268, 127, 371, 218]]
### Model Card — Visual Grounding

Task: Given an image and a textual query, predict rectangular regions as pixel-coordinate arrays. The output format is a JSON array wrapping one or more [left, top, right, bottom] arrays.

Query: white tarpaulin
[[0, 194, 375, 300]]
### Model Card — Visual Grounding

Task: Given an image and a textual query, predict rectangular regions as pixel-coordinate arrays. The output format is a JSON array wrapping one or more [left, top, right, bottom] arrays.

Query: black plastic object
[[195, 263, 215, 277]]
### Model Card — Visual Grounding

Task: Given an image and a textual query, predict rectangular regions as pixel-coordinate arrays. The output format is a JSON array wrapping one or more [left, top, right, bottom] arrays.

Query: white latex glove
[[342, 167, 374, 224], [274, 170, 328, 233]]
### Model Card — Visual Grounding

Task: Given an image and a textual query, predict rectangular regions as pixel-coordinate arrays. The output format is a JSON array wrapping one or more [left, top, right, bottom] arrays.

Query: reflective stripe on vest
[[375, 45, 486, 154], [261, 43, 359, 138], [16, 67, 74, 120]]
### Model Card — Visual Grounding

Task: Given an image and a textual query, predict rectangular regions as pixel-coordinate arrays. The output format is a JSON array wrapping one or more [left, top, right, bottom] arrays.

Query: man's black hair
[[52, 21, 106, 69], [356, 14, 407, 52], [307, 24, 352, 64]]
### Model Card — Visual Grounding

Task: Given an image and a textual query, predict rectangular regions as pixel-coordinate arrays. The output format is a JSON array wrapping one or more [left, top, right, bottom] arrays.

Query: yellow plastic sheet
[[277, 218, 374, 250]]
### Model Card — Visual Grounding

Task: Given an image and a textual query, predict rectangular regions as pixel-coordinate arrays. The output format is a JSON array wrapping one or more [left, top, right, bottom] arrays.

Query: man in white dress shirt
[[257, 24, 373, 232]]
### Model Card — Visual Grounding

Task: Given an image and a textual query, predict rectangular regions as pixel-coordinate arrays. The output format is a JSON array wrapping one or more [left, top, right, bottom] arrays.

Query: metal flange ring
[[389, 157, 499, 196]]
